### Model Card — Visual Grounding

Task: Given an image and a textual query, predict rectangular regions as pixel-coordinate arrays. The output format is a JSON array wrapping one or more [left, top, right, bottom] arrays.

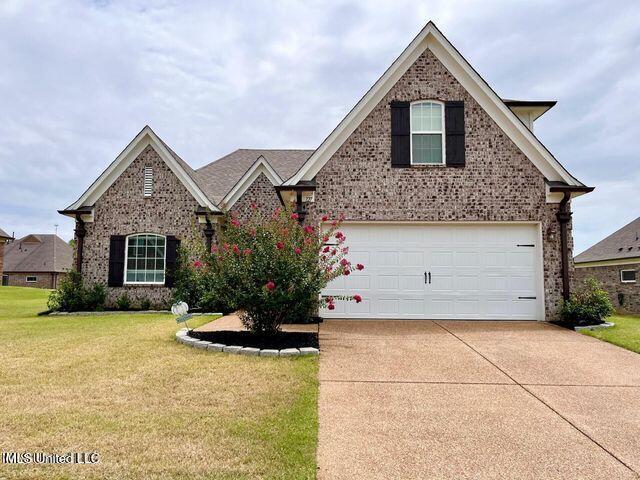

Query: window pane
[[411, 102, 442, 133], [155, 258, 165, 270], [412, 134, 442, 164], [155, 272, 165, 283], [127, 259, 136, 269], [126, 271, 136, 282], [622, 270, 637, 282], [125, 234, 166, 283]]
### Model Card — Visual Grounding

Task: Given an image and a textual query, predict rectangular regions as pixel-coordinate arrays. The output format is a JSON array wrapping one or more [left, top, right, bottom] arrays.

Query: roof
[[575, 217, 640, 264], [0, 227, 12, 240], [3, 234, 73, 273], [196, 149, 313, 203], [63, 126, 220, 214], [284, 21, 586, 188]]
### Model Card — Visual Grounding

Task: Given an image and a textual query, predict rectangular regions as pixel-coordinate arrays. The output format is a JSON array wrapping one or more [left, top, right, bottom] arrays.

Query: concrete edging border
[[175, 328, 319, 357], [574, 322, 615, 331]]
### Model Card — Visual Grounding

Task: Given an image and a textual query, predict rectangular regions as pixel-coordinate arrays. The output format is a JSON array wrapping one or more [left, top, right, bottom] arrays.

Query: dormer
[[502, 99, 556, 132]]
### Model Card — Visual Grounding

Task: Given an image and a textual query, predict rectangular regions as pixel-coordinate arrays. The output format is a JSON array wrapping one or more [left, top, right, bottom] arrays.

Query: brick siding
[[307, 48, 569, 320], [574, 263, 640, 314], [229, 172, 282, 222], [80, 145, 206, 308], [4, 272, 66, 289]]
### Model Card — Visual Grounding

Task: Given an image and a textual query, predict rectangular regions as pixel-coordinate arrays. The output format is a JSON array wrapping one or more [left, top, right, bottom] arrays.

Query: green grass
[[0, 287, 318, 479], [580, 314, 640, 354]]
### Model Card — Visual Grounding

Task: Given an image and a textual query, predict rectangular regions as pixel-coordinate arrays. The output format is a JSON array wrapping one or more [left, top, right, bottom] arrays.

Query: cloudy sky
[[0, 0, 638, 253]]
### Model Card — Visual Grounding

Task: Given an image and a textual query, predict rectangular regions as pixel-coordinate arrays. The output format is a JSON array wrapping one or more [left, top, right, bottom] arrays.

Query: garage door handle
[[518, 296, 537, 300], [424, 271, 427, 284], [428, 272, 431, 284], [425, 271, 431, 284]]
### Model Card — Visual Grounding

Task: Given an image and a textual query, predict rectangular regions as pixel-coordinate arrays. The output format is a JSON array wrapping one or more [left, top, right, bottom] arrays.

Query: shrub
[[560, 277, 614, 326], [47, 270, 106, 312], [139, 298, 152, 310], [172, 244, 230, 314], [200, 208, 363, 334], [115, 293, 132, 311]]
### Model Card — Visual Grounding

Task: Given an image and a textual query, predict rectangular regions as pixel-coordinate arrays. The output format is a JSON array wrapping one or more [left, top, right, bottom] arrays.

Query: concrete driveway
[[317, 320, 640, 479]]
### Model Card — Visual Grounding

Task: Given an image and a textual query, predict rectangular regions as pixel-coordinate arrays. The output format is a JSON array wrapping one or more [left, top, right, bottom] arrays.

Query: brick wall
[[5, 272, 65, 289], [0, 242, 4, 277], [229, 172, 282, 222], [80, 145, 205, 307], [574, 263, 640, 314], [307, 48, 569, 320]]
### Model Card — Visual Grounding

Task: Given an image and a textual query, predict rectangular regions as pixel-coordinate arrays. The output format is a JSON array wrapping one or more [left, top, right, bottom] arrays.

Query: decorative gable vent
[[143, 167, 153, 197]]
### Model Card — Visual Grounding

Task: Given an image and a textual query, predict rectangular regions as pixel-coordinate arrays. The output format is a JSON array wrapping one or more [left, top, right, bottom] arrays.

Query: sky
[[0, 0, 638, 254]]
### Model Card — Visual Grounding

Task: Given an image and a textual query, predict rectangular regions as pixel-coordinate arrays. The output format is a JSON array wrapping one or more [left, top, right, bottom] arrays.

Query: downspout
[[556, 191, 572, 300], [74, 214, 86, 274]]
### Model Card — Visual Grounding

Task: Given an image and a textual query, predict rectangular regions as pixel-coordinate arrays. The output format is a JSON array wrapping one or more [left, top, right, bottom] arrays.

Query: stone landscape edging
[[574, 321, 615, 331], [175, 328, 319, 357]]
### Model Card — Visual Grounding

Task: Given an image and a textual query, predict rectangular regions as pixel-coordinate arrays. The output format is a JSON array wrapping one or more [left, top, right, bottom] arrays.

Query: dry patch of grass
[[0, 287, 318, 479]]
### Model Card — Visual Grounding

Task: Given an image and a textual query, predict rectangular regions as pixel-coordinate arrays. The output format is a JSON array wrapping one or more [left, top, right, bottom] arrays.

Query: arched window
[[410, 101, 445, 164], [124, 234, 166, 284]]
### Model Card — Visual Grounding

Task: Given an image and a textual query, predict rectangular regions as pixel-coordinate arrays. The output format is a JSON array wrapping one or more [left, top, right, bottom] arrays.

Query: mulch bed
[[191, 330, 319, 350]]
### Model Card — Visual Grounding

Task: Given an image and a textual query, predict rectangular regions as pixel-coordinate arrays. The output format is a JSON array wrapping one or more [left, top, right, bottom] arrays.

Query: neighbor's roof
[[3, 234, 73, 273], [574, 217, 640, 264], [0, 227, 12, 240], [196, 149, 314, 203]]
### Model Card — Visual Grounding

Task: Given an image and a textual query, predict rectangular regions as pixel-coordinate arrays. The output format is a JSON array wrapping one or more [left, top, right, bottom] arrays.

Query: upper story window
[[410, 101, 445, 165], [143, 167, 153, 197], [125, 234, 166, 284], [621, 269, 637, 283]]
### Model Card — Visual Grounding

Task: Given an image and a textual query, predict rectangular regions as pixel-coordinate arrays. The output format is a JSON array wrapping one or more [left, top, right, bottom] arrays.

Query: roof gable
[[220, 156, 283, 209], [285, 21, 584, 188], [196, 149, 313, 203], [64, 126, 219, 213], [575, 217, 640, 264]]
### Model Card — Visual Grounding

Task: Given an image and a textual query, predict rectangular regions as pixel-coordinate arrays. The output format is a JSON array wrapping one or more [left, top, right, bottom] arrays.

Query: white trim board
[[285, 21, 583, 188], [66, 126, 219, 212], [220, 156, 283, 209]]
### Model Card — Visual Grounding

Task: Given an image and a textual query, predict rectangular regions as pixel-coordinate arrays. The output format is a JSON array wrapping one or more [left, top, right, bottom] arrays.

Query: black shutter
[[108, 235, 126, 287], [445, 101, 465, 167], [390, 101, 411, 167], [165, 236, 180, 288]]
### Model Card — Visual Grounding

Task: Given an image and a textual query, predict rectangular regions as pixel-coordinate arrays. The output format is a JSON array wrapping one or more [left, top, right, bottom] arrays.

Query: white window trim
[[410, 100, 446, 165], [620, 269, 637, 283], [26, 276, 37, 283], [124, 233, 167, 285], [143, 166, 153, 197]]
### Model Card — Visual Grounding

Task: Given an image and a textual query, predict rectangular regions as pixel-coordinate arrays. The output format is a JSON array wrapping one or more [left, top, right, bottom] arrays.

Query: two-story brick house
[[60, 22, 592, 319]]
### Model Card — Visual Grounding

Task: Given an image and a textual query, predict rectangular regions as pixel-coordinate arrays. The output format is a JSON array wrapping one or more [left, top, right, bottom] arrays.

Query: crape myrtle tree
[[174, 205, 364, 334]]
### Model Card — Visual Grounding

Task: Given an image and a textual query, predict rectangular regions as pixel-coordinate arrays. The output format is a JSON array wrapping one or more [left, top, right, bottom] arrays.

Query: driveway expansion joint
[[433, 321, 639, 476]]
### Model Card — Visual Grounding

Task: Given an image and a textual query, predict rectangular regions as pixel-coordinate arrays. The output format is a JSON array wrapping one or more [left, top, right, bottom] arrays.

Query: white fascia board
[[220, 156, 283, 209], [286, 22, 582, 187], [67, 126, 219, 212]]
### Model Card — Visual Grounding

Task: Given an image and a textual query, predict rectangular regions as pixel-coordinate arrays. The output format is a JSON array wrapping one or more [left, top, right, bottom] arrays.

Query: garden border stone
[[48, 311, 222, 316], [175, 328, 318, 357], [574, 322, 615, 331]]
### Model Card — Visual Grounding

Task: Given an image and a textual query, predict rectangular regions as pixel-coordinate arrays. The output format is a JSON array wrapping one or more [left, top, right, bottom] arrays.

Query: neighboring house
[[60, 22, 592, 320], [3, 234, 73, 289], [0, 227, 14, 284], [574, 217, 640, 313]]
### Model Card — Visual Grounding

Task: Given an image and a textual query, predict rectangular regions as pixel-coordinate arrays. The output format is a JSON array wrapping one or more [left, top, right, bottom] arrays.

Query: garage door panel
[[321, 223, 543, 320]]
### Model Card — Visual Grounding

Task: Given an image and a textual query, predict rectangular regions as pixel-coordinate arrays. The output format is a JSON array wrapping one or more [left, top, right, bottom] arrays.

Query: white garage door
[[321, 223, 543, 320]]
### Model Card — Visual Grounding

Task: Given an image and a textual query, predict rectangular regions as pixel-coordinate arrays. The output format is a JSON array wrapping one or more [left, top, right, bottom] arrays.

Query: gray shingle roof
[[574, 217, 640, 263], [0, 227, 12, 240], [196, 149, 314, 203], [3, 234, 73, 273]]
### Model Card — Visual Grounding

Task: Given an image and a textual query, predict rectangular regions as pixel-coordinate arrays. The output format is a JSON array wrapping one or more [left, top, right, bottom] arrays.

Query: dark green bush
[[115, 293, 132, 311], [47, 270, 106, 312], [560, 277, 614, 326], [139, 298, 152, 310]]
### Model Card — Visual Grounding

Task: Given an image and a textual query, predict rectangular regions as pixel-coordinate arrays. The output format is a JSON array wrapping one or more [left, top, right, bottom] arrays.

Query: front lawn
[[580, 314, 640, 354], [0, 287, 318, 480]]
